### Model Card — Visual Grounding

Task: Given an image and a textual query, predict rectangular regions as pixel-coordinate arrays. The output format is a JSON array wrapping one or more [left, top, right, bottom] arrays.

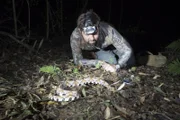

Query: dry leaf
[[153, 74, 161, 79], [104, 106, 111, 119], [140, 96, 146, 104]]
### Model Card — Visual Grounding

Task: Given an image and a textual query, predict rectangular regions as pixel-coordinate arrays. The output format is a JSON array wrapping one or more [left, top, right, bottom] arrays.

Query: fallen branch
[[0, 31, 35, 52]]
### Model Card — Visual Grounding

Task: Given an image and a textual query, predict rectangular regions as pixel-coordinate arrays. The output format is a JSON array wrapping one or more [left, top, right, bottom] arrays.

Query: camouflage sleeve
[[111, 28, 133, 67], [70, 31, 102, 67], [79, 59, 103, 67], [70, 37, 83, 65]]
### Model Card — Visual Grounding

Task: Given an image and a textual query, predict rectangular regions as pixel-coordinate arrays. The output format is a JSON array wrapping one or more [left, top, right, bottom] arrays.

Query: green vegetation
[[39, 65, 60, 75], [166, 39, 180, 75]]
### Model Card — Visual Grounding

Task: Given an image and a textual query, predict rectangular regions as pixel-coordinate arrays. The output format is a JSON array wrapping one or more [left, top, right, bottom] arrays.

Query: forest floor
[[0, 42, 180, 120]]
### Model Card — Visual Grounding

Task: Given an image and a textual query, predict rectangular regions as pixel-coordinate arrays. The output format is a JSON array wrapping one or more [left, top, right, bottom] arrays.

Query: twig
[[153, 112, 173, 120], [0, 31, 35, 52], [107, 0, 112, 22], [46, 0, 49, 40], [12, 0, 18, 37], [60, 0, 63, 36], [80, 0, 88, 13], [26, 0, 31, 39], [119, 0, 124, 29]]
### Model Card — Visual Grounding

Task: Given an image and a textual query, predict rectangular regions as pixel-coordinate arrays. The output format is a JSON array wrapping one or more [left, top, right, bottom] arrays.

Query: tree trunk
[[12, 0, 18, 37], [46, 0, 50, 40]]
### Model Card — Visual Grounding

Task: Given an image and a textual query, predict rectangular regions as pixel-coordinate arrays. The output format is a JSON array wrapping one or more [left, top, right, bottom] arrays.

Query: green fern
[[39, 65, 60, 75], [73, 68, 79, 73], [166, 39, 180, 75], [166, 39, 180, 51], [167, 59, 180, 75]]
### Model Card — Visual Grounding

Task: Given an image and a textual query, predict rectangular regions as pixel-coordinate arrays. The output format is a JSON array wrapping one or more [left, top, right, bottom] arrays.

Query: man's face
[[81, 29, 99, 44]]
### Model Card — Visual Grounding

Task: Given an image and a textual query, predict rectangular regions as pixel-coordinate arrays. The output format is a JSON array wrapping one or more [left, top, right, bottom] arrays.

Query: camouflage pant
[[95, 49, 135, 67]]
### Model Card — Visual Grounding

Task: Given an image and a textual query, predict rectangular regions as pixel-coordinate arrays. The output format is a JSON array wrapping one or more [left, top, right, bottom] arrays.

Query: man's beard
[[88, 40, 96, 44]]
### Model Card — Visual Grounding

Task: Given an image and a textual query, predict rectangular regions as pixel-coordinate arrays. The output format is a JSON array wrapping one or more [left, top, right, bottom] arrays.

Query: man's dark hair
[[77, 10, 100, 31]]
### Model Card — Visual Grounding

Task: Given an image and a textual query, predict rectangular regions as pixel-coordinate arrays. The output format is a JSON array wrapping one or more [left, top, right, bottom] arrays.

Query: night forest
[[0, 0, 180, 120]]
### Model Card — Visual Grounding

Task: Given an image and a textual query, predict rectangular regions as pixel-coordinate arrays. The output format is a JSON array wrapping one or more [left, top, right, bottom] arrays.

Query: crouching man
[[70, 10, 135, 73]]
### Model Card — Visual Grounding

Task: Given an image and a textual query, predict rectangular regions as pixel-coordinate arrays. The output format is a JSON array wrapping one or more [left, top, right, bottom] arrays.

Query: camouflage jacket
[[70, 22, 133, 68]]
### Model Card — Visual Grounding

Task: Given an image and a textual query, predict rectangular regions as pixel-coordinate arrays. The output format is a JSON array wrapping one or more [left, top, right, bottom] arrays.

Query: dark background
[[0, 0, 179, 54]]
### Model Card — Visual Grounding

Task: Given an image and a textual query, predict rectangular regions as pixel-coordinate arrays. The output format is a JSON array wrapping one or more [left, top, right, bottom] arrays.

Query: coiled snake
[[48, 77, 115, 102]]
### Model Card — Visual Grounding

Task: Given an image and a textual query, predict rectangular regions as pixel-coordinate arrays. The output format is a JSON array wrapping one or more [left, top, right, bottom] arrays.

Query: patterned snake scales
[[48, 77, 115, 102]]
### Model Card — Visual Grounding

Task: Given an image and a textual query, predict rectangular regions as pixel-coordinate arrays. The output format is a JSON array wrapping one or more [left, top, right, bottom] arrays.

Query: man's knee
[[95, 50, 117, 64]]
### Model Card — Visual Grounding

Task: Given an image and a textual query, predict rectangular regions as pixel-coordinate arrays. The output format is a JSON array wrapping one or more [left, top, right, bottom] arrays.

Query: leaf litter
[[0, 45, 180, 120]]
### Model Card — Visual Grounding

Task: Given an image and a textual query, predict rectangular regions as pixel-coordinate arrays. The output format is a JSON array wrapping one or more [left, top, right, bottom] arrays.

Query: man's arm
[[111, 28, 133, 68]]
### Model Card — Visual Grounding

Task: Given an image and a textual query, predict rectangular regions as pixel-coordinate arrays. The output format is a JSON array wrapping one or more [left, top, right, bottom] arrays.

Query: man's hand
[[101, 61, 117, 73]]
